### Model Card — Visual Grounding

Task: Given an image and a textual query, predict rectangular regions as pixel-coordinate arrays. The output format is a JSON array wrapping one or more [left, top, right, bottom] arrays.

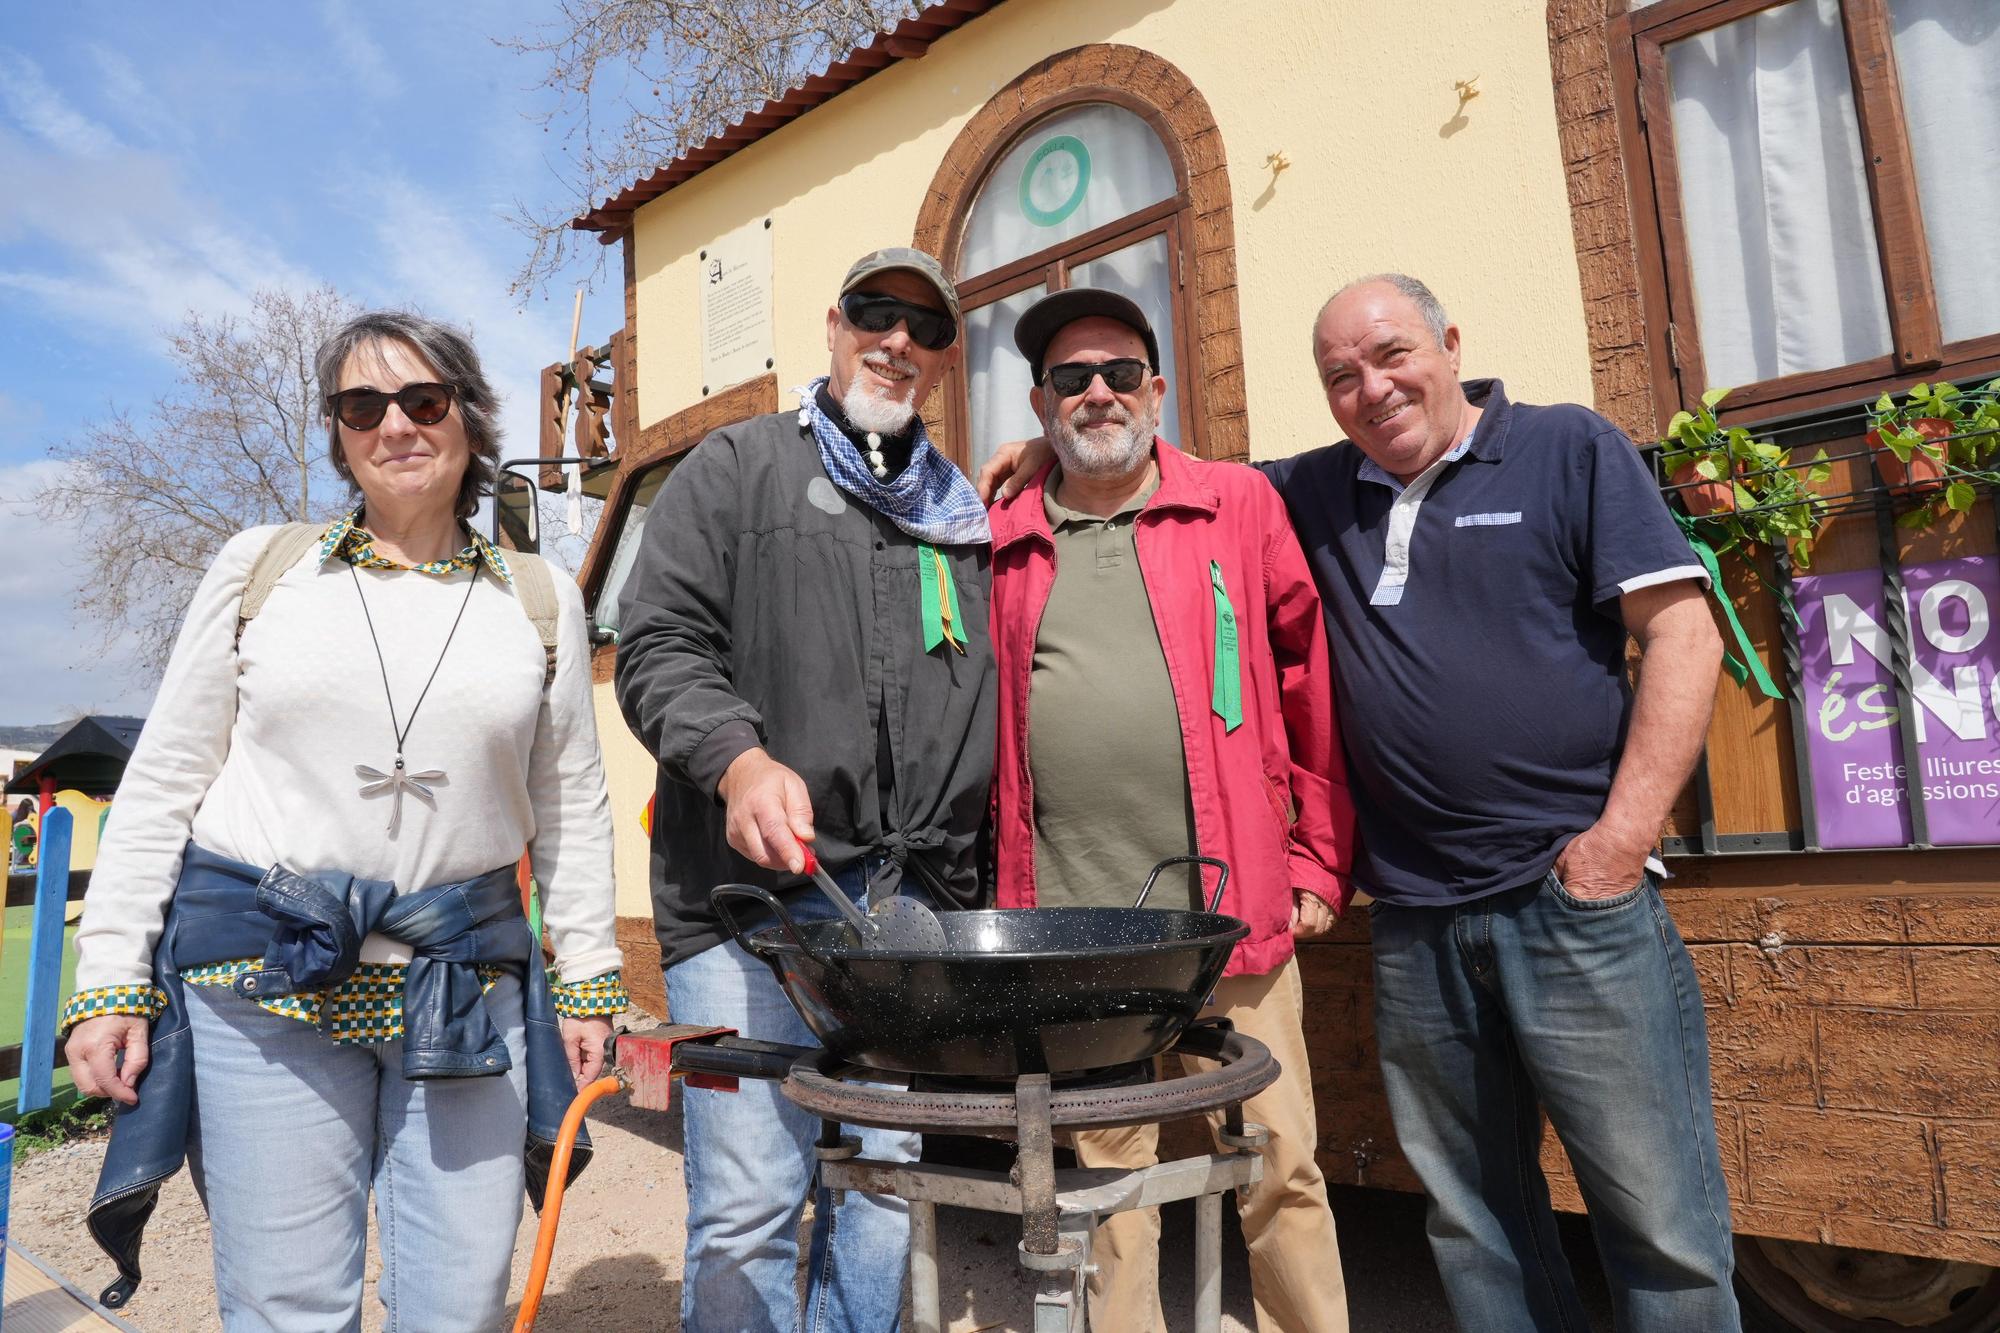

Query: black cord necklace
[[349, 559, 480, 835]]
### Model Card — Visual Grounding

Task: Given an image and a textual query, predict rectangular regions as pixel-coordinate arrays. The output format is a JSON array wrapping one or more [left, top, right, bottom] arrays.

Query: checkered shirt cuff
[[61, 983, 169, 1034], [551, 971, 629, 1018]]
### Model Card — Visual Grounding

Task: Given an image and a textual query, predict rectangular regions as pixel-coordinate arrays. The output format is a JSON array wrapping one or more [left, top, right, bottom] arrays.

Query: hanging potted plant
[[1662, 388, 1747, 516], [1866, 381, 1961, 494], [1660, 387, 1833, 565], [1889, 379, 2000, 530]]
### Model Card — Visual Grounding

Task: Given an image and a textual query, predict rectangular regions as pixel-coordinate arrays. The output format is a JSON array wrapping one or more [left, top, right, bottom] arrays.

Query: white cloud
[[0, 106, 320, 343], [84, 45, 192, 149], [320, 0, 399, 101], [0, 461, 153, 724], [0, 49, 120, 158]]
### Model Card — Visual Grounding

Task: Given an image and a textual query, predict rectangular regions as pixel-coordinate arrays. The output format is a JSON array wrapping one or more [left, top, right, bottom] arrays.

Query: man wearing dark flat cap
[[987, 287, 1358, 1333]]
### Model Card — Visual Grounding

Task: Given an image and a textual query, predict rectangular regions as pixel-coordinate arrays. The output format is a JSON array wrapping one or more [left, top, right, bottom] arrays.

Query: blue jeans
[[182, 973, 529, 1332], [1371, 871, 1740, 1333], [665, 862, 917, 1333]]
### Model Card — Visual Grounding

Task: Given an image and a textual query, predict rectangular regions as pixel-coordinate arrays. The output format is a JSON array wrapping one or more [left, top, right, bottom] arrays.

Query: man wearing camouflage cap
[[616, 248, 996, 1331]]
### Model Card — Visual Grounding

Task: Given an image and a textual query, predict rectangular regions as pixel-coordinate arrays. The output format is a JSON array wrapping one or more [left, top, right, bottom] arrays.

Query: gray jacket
[[614, 409, 996, 967]]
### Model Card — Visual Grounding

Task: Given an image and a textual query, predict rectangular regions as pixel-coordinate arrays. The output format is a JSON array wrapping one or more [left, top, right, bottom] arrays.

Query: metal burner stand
[[783, 1020, 1277, 1333]]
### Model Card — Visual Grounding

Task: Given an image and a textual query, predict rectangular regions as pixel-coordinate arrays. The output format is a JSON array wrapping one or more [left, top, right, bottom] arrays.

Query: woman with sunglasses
[[61, 310, 625, 1331]]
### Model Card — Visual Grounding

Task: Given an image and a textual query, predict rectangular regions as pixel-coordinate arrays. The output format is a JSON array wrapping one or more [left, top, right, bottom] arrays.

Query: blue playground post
[[17, 806, 73, 1116], [0, 1121, 13, 1300]]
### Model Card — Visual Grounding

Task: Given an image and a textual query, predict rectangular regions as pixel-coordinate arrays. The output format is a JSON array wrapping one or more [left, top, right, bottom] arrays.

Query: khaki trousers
[[1071, 957, 1348, 1333]]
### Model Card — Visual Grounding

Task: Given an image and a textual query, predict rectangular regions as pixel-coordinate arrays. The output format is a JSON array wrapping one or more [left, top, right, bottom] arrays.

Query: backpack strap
[[505, 552, 563, 689], [235, 523, 324, 645]]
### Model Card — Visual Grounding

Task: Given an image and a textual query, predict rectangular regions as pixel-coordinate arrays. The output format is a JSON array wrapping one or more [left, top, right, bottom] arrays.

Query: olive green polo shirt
[[1029, 467, 1200, 910]]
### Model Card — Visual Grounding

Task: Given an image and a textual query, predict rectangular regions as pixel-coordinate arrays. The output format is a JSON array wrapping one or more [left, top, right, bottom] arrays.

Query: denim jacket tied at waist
[[85, 842, 590, 1309]]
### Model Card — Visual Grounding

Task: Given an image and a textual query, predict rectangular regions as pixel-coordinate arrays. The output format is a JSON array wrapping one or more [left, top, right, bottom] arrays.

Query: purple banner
[[1795, 556, 2000, 848]]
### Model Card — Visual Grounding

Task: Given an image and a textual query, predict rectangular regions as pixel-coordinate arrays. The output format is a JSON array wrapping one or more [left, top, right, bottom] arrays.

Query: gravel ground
[[8, 1030, 1613, 1331]]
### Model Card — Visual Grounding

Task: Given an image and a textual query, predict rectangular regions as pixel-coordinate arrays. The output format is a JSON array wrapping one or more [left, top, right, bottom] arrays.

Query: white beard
[[842, 354, 920, 435], [1048, 396, 1157, 479]]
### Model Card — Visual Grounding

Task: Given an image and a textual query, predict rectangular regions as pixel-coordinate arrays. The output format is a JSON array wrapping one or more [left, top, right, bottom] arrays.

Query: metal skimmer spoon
[[800, 849, 949, 950]]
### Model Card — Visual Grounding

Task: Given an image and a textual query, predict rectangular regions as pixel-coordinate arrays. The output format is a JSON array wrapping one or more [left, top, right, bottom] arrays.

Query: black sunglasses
[[840, 291, 958, 351], [1041, 359, 1151, 397], [327, 382, 458, 431]]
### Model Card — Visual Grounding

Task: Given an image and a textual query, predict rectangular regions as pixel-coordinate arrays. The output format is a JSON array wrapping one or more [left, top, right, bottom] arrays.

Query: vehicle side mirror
[[495, 468, 539, 554]]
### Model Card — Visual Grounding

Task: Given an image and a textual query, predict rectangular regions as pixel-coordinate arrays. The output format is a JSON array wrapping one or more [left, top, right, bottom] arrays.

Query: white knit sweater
[[72, 526, 623, 992]]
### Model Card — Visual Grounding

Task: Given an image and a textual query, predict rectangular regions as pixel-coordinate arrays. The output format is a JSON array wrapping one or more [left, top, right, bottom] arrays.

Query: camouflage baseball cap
[[839, 247, 962, 325]]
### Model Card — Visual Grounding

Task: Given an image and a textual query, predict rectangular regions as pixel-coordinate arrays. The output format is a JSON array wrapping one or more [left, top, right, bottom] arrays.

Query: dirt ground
[[9, 1016, 1258, 1332]]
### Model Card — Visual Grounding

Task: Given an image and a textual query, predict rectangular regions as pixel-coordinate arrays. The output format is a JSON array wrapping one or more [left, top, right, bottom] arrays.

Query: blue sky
[[0, 2, 630, 723]]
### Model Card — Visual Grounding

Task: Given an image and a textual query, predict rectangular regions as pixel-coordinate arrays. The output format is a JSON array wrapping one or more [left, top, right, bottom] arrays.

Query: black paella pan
[[711, 856, 1248, 1078]]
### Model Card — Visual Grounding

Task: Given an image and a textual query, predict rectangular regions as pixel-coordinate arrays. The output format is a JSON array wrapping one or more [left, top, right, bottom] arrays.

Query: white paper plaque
[[699, 217, 774, 394]]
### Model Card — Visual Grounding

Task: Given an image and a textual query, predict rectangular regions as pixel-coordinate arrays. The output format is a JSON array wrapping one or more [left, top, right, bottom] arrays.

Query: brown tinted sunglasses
[[327, 382, 458, 431]]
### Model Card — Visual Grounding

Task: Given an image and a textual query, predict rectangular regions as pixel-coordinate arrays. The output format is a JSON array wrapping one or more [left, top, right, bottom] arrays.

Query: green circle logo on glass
[[1019, 135, 1091, 227]]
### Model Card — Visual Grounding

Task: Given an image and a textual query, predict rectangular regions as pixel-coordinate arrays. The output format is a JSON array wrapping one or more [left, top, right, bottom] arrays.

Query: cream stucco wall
[[628, 0, 1596, 453], [602, 0, 1598, 920]]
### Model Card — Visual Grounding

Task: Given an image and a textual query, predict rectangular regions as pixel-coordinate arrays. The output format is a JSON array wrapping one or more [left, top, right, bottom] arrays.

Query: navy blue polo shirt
[[1259, 379, 1705, 906]]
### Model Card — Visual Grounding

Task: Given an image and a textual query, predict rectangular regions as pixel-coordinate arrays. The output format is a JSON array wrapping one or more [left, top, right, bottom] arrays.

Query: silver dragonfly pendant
[[355, 757, 444, 836]]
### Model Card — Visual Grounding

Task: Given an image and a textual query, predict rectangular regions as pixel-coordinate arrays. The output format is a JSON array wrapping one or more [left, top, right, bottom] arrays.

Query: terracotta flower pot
[[1866, 417, 1951, 495], [1670, 459, 1736, 516]]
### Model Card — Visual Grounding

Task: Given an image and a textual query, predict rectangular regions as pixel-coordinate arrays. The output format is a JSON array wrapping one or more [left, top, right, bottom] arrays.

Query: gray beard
[[842, 379, 918, 436], [1048, 401, 1156, 479]]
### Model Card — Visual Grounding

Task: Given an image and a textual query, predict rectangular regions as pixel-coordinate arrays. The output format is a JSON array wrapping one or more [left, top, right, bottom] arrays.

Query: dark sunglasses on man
[[326, 382, 458, 432], [1040, 358, 1151, 397], [839, 291, 958, 351]]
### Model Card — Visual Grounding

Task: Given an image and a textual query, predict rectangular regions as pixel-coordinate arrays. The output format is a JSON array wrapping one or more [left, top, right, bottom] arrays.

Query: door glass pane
[[961, 104, 1176, 279], [964, 284, 1047, 477], [593, 462, 675, 638], [1665, 0, 1892, 385], [1890, 0, 2000, 346], [1069, 232, 1181, 446]]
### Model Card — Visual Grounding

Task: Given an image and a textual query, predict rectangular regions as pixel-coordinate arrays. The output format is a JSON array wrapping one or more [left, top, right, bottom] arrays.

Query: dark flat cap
[[1012, 288, 1160, 382]]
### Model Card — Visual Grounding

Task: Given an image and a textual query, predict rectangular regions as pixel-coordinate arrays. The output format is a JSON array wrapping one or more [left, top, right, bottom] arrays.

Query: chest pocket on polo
[[1209, 560, 1243, 732]]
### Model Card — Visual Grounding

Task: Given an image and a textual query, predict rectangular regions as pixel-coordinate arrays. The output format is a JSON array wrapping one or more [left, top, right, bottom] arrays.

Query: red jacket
[[988, 440, 1356, 978]]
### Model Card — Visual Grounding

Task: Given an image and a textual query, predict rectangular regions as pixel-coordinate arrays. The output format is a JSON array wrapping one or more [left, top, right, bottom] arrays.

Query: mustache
[[862, 350, 920, 379], [1068, 403, 1131, 429]]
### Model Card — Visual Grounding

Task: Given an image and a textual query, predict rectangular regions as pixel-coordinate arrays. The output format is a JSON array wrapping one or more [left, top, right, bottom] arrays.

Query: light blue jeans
[[1371, 871, 1740, 1333], [666, 862, 918, 1333], [183, 973, 529, 1332]]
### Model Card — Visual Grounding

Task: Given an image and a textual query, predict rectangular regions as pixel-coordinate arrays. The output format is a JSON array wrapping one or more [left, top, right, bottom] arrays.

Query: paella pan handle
[[1132, 856, 1231, 913], [710, 883, 832, 969]]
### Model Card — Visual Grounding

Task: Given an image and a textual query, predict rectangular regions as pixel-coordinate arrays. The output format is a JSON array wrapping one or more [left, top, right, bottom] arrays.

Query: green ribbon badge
[[1673, 514, 1780, 701], [919, 543, 966, 655], [1210, 560, 1243, 731]]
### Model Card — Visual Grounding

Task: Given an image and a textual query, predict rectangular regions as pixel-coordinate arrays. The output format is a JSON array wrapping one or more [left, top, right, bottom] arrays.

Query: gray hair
[[1317, 273, 1452, 351], [317, 309, 501, 520]]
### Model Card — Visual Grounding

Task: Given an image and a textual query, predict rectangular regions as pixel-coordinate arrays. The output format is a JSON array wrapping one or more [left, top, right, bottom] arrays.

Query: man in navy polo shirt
[[1260, 274, 1737, 1331]]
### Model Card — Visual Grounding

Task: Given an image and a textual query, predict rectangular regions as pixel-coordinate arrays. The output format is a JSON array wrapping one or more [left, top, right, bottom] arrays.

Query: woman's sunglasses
[[839, 291, 958, 351], [327, 382, 458, 431], [1041, 359, 1151, 397]]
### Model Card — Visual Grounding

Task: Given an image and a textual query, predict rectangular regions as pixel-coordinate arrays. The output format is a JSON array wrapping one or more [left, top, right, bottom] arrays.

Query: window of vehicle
[[1619, 0, 2000, 417]]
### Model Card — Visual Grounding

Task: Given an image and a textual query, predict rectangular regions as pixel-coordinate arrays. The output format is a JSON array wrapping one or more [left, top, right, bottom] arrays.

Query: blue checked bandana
[[797, 378, 991, 546]]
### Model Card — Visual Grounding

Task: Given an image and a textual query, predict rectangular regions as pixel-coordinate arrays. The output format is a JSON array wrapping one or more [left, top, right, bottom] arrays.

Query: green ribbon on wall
[[1674, 515, 1781, 701]]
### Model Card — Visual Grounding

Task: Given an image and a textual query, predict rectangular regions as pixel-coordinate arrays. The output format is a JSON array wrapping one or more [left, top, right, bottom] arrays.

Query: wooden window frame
[[913, 45, 1246, 465], [1610, 0, 2000, 425]]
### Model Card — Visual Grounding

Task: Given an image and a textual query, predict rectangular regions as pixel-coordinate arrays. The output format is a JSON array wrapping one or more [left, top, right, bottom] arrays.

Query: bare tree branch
[[499, 0, 921, 296], [14, 285, 361, 677]]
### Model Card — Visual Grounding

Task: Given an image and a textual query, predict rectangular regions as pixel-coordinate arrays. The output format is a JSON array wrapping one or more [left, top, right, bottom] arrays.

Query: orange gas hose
[[513, 1074, 623, 1332]]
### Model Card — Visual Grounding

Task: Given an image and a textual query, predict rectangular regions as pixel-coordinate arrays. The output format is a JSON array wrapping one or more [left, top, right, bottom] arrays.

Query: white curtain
[[1891, 0, 2000, 347], [1071, 232, 1182, 444], [960, 104, 1177, 280], [964, 284, 1047, 475], [1666, 0, 1893, 386]]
